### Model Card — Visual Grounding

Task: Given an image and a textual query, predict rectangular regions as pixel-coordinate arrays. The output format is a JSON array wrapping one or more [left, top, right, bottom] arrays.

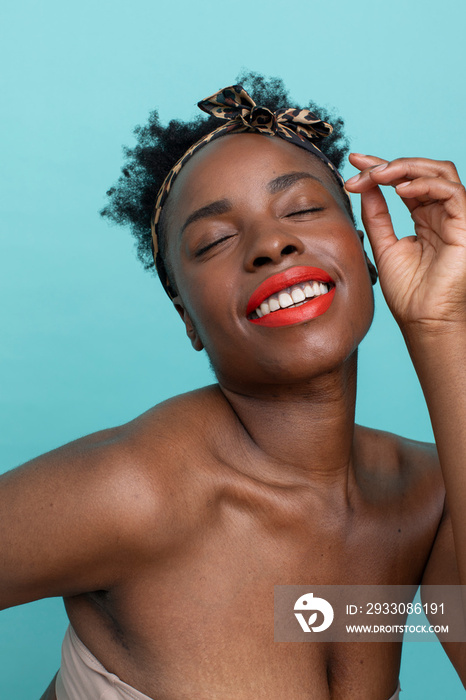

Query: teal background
[[1, 0, 465, 696]]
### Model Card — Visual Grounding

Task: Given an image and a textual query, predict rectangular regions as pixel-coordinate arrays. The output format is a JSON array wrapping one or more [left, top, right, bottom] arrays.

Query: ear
[[172, 296, 204, 352], [357, 229, 378, 286]]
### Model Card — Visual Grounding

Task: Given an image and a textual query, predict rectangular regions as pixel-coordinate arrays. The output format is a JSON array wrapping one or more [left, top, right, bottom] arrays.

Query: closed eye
[[195, 234, 236, 257], [286, 207, 324, 217]]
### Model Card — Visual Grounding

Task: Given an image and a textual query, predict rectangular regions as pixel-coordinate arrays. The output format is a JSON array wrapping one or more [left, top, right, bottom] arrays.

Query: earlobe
[[172, 297, 204, 352], [357, 229, 378, 286]]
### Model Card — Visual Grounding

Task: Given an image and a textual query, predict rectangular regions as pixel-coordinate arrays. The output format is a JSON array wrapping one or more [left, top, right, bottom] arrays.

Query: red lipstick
[[246, 266, 335, 328]]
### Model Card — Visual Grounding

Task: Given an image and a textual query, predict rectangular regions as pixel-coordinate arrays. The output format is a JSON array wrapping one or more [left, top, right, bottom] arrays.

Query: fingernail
[[371, 163, 388, 172], [345, 174, 361, 185], [350, 152, 367, 157], [396, 181, 411, 188]]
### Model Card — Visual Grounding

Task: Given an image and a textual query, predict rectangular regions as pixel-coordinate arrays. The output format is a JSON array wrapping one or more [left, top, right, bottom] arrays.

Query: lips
[[246, 266, 335, 328]]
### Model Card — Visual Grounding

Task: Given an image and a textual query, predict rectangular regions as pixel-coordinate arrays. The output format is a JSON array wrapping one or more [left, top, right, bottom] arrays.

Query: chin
[[205, 294, 373, 392], [214, 341, 361, 396]]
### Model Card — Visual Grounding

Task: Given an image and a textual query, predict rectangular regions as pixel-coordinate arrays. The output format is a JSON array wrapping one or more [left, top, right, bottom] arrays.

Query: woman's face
[[164, 133, 374, 393]]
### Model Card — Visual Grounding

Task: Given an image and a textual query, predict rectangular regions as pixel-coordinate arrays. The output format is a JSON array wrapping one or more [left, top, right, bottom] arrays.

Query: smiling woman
[[4, 72, 466, 700], [158, 132, 376, 394]]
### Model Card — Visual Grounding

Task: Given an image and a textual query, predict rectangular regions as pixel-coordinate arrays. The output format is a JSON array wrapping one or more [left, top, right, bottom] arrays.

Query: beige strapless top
[[55, 624, 401, 699], [55, 625, 153, 700]]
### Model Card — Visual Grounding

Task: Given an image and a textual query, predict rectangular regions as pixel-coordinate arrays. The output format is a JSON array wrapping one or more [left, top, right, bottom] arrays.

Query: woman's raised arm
[[346, 154, 466, 584]]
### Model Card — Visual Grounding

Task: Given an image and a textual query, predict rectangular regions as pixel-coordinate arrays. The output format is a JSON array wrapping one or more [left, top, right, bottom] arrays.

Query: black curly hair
[[101, 71, 352, 291]]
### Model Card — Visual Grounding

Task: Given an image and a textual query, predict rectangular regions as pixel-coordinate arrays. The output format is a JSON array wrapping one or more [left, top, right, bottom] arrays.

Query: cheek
[[175, 275, 233, 357], [172, 250, 238, 330], [332, 235, 375, 338], [347, 268, 375, 342]]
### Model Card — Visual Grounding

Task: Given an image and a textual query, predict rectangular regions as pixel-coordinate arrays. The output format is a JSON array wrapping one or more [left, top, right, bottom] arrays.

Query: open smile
[[246, 266, 336, 328]]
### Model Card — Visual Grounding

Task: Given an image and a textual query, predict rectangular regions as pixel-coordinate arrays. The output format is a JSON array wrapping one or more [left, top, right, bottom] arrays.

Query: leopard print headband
[[151, 84, 352, 299]]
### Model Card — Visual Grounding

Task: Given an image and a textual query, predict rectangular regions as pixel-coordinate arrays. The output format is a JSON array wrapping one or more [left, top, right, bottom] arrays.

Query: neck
[[219, 354, 359, 485]]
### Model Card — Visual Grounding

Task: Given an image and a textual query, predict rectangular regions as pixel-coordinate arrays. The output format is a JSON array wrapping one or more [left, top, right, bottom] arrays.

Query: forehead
[[164, 133, 344, 230]]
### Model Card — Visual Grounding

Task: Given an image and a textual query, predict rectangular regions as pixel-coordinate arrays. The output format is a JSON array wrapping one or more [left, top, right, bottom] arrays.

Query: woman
[[4, 74, 466, 699]]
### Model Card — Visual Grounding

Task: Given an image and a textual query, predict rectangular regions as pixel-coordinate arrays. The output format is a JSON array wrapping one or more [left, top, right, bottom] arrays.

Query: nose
[[244, 227, 305, 271]]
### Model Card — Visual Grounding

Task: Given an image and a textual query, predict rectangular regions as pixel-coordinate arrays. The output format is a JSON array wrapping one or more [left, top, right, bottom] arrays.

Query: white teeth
[[251, 279, 332, 319], [291, 287, 306, 303], [303, 283, 314, 298], [260, 301, 270, 316], [278, 291, 293, 308]]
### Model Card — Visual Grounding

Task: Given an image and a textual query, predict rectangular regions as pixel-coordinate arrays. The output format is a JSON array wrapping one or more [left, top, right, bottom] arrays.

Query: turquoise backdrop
[[1, 0, 465, 696]]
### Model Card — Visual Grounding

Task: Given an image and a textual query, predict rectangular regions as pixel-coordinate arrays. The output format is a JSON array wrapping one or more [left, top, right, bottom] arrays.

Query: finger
[[346, 155, 388, 189], [395, 178, 466, 222], [346, 161, 392, 191], [348, 157, 462, 193], [372, 158, 461, 190], [354, 158, 461, 185], [360, 186, 399, 265], [348, 153, 388, 167]]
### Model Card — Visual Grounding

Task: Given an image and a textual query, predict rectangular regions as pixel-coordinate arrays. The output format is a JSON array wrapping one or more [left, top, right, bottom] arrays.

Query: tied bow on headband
[[151, 84, 354, 299], [197, 85, 333, 141]]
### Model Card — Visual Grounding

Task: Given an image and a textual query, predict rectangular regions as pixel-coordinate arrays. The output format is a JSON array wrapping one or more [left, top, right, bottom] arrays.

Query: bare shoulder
[[355, 424, 445, 514], [9, 383, 225, 492], [356, 423, 441, 475], [117, 384, 232, 479], [126, 383, 229, 449], [46, 383, 227, 515], [0, 385, 225, 607]]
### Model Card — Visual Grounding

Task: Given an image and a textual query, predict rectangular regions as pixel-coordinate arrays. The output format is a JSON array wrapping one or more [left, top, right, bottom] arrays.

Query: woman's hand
[[345, 153, 466, 333]]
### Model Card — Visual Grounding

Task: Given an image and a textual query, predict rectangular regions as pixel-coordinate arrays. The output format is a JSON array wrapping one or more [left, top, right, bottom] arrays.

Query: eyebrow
[[180, 171, 323, 235], [181, 199, 232, 235], [266, 171, 323, 194]]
